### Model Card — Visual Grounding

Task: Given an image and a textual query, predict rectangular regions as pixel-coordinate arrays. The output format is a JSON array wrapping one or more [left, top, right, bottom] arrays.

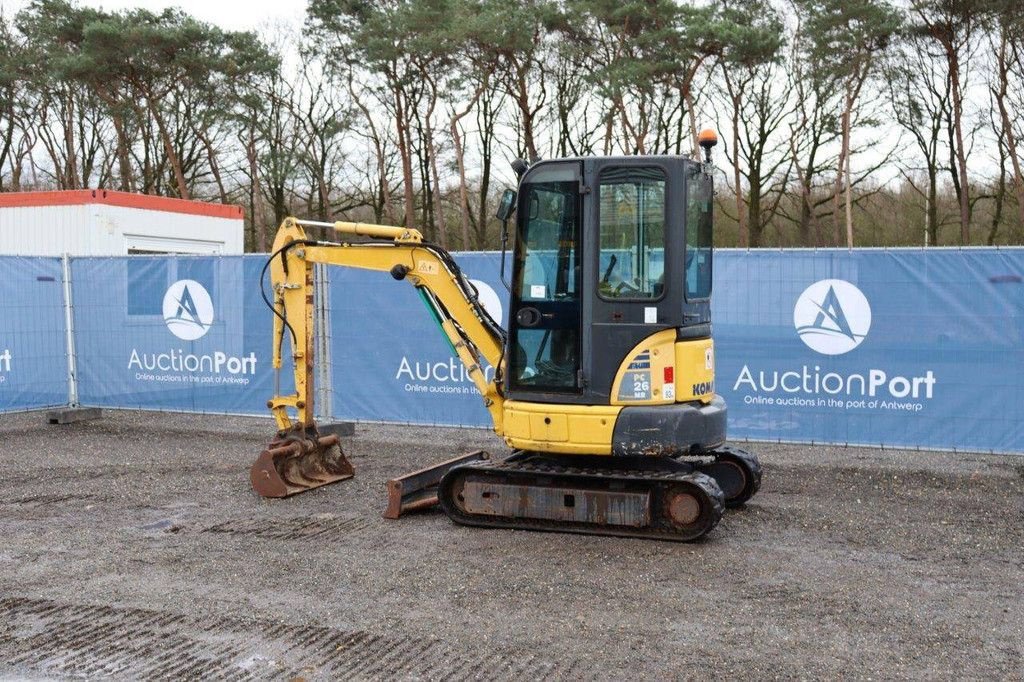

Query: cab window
[[598, 167, 666, 299], [686, 171, 713, 300]]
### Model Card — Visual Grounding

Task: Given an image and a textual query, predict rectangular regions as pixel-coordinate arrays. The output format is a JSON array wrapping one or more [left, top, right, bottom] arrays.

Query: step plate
[[461, 480, 651, 528]]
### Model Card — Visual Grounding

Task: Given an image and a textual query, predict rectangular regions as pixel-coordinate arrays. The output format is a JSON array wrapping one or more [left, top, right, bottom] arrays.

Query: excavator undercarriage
[[380, 443, 760, 542], [439, 453, 726, 542]]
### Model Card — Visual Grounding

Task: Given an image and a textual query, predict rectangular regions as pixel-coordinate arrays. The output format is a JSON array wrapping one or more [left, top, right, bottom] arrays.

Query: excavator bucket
[[250, 432, 354, 498], [384, 450, 490, 519]]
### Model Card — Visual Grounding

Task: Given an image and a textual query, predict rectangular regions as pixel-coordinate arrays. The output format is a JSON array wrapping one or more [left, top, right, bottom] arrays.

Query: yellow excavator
[[249, 131, 761, 541]]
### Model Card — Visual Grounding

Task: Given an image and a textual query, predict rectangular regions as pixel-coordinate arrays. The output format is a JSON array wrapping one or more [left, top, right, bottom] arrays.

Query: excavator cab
[[491, 151, 732, 466], [506, 157, 714, 407]]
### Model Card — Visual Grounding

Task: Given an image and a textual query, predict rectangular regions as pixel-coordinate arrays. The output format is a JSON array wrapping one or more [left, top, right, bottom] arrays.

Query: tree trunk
[[994, 30, 1024, 233], [145, 93, 189, 199], [684, 87, 699, 159], [110, 114, 135, 192], [513, 64, 539, 162], [450, 80, 483, 250], [947, 49, 971, 243], [475, 88, 496, 248], [392, 80, 416, 229], [731, 91, 747, 247], [196, 127, 227, 204], [246, 125, 267, 251], [844, 127, 854, 249], [927, 170, 938, 246], [832, 106, 850, 247], [413, 108, 433, 237], [63, 90, 78, 190], [988, 141, 1006, 245], [347, 75, 393, 224], [601, 112, 613, 156], [424, 81, 447, 248], [749, 186, 765, 246], [0, 90, 15, 192]]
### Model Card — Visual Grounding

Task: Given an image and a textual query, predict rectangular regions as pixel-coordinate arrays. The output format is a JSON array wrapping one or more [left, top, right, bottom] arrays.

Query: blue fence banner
[[329, 248, 1024, 453], [328, 252, 507, 428], [71, 255, 285, 414], [3, 248, 1021, 455], [0, 256, 68, 411], [714, 248, 1024, 453]]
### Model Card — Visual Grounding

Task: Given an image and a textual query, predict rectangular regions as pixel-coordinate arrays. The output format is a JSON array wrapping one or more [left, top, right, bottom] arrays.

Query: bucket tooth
[[250, 432, 354, 498]]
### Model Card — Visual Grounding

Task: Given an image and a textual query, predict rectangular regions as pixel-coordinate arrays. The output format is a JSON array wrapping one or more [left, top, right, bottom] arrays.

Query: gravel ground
[[0, 409, 1021, 680]]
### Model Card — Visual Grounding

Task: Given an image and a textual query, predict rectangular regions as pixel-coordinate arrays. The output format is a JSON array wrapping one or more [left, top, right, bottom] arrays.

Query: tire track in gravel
[[0, 596, 577, 680]]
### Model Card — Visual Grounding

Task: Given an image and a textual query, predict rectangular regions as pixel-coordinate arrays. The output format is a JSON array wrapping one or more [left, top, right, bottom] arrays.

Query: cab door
[[507, 162, 584, 400], [584, 157, 689, 402]]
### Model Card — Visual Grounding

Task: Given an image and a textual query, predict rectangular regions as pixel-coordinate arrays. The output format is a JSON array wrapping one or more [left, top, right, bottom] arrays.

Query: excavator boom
[[251, 217, 506, 498]]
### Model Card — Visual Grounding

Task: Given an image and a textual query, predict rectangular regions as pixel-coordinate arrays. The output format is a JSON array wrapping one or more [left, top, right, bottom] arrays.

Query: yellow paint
[[266, 216, 721, 455], [607, 329, 716, 407], [416, 260, 439, 275], [333, 221, 423, 243], [675, 338, 715, 403], [609, 328, 677, 405], [501, 401, 621, 454]]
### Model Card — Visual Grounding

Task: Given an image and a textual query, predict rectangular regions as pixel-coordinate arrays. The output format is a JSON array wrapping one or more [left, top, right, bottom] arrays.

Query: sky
[[0, 0, 306, 32]]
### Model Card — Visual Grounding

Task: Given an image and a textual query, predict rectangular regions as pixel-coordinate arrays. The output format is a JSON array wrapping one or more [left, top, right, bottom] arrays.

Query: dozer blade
[[250, 433, 354, 498], [384, 450, 490, 519]]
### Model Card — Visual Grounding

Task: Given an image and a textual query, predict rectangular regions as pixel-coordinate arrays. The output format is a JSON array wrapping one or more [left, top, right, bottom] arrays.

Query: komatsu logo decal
[[163, 280, 214, 341], [794, 279, 871, 355], [692, 380, 714, 396]]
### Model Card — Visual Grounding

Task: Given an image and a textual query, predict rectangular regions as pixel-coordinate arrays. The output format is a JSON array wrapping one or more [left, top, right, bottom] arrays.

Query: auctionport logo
[[734, 276, 936, 411], [794, 279, 871, 355], [163, 280, 214, 341]]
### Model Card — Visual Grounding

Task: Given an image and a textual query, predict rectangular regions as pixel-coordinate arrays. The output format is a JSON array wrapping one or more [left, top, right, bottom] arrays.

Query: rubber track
[[438, 456, 724, 542], [701, 445, 763, 508]]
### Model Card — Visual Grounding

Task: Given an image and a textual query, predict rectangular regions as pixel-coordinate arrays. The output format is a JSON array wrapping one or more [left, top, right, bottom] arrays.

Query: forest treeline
[[0, 0, 1022, 250]]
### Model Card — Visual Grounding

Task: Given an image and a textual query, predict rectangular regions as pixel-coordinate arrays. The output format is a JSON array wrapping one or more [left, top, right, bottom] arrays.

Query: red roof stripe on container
[[0, 189, 243, 219]]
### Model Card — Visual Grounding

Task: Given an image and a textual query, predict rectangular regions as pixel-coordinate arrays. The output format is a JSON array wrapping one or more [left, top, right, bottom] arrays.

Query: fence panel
[[714, 248, 1024, 453], [0, 256, 68, 412], [328, 252, 507, 427], [71, 255, 286, 414]]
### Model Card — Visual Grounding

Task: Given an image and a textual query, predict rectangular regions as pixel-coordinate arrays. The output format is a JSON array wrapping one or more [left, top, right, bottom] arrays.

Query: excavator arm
[[250, 216, 506, 499]]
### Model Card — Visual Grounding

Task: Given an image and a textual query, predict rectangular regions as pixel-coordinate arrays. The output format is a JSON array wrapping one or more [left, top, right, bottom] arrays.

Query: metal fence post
[[313, 262, 332, 423], [61, 253, 79, 407]]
